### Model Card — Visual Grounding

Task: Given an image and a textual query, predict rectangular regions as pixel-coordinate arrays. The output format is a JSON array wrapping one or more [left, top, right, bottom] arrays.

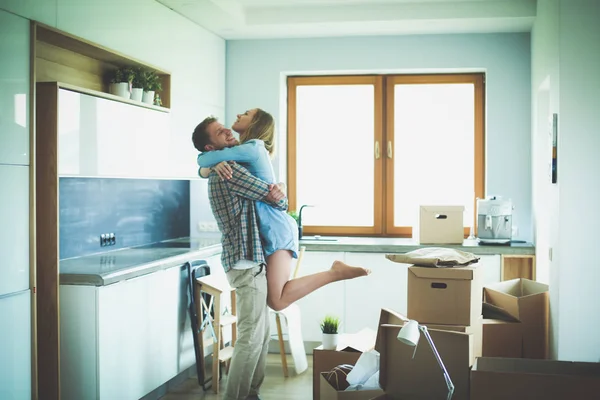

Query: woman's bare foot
[[330, 260, 371, 281]]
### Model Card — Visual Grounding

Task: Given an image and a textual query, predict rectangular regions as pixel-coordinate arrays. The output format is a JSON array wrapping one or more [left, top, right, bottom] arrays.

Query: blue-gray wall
[[226, 33, 532, 240]]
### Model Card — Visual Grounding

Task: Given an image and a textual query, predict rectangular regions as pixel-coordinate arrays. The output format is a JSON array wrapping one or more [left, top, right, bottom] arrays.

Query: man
[[192, 116, 285, 400]]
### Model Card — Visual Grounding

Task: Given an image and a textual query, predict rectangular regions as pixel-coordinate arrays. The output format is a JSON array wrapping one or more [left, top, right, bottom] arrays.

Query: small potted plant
[[320, 315, 341, 350], [130, 67, 145, 102], [109, 67, 134, 99], [142, 70, 162, 105]]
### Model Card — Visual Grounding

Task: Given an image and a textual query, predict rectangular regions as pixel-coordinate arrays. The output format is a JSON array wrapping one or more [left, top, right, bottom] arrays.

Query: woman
[[198, 108, 370, 311]]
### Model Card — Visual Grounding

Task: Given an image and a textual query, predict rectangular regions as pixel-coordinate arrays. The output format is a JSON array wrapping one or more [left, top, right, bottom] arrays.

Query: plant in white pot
[[320, 315, 341, 350], [130, 67, 145, 102], [142, 70, 161, 105], [109, 67, 134, 99]]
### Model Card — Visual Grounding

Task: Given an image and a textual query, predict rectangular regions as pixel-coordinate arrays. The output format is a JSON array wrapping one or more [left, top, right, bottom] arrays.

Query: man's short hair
[[192, 116, 217, 152]]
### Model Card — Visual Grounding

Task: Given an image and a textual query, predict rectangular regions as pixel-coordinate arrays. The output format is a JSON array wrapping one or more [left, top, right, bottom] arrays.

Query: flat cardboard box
[[408, 265, 482, 326], [482, 319, 522, 358], [419, 205, 465, 244], [320, 374, 383, 400], [374, 309, 473, 400], [314, 328, 377, 400], [424, 316, 483, 366], [483, 278, 549, 359], [471, 357, 600, 400]]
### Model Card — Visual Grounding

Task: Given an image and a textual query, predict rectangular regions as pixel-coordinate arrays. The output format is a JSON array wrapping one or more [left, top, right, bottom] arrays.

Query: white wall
[[530, 0, 560, 357], [0, 0, 224, 237], [532, 0, 600, 362], [226, 33, 533, 241]]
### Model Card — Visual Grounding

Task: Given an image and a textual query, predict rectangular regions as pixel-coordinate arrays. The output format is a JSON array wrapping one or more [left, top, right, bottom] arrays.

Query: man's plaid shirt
[[208, 163, 288, 272]]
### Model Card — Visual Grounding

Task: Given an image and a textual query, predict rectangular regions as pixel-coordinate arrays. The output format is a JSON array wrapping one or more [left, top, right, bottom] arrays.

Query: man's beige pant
[[223, 265, 270, 400]]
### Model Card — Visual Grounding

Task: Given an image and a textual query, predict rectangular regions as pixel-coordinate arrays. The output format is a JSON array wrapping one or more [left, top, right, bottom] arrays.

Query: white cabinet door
[[97, 270, 172, 399], [295, 252, 346, 342], [0, 165, 29, 296], [0, 10, 29, 166], [477, 255, 502, 286], [343, 253, 410, 334], [0, 290, 31, 400], [58, 89, 172, 178]]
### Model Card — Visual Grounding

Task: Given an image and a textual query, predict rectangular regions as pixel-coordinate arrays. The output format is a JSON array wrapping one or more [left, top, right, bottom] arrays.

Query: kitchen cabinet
[[0, 10, 30, 166], [479, 254, 502, 285], [60, 265, 192, 400], [0, 290, 31, 400], [295, 251, 346, 342], [0, 165, 30, 296], [57, 88, 171, 178], [344, 252, 410, 334]]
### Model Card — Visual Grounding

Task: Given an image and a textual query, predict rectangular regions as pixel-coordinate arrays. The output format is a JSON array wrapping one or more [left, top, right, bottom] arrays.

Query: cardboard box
[[419, 205, 465, 244], [408, 265, 482, 326], [320, 373, 383, 400], [314, 329, 377, 400], [424, 316, 483, 366], [483, 278, 549, 359], [373, 309, 474, 400], [482, 319, 522, 358], [471, 357, 600, 400]]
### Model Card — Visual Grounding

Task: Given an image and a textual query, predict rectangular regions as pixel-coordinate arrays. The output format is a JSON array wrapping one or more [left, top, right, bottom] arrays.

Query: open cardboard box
[[314, 328, 378, 400], [482, 319, 522, 358], [483, 278, 549, 359], [408, 265, 482, 326], [471, 357, 600, 400], [424, 316, 483, 365], [320, 372, 383, 400], [370, 309, 474, 400]]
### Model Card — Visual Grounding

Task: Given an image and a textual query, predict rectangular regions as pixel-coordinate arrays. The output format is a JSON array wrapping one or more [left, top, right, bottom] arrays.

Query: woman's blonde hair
[[242, 108, 276, 157]]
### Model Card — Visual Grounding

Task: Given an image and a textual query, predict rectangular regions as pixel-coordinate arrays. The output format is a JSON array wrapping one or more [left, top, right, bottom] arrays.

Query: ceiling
[[156, 0, 537, 40]]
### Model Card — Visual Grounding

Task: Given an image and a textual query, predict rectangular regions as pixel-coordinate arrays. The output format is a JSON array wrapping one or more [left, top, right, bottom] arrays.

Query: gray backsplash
[[59, 177, 190, 260]]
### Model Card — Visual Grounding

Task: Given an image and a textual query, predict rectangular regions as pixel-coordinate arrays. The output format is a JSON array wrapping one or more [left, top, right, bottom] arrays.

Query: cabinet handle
[[387, 141, 393, 159], [375, 141, 380, 159]]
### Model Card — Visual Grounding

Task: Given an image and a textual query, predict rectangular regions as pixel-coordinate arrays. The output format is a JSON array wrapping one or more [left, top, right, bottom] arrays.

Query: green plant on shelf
[[320, 315, 340, 334], [110, 66, 135, 84], [143, 70, 162, 92], [131, 67, 145, 89]]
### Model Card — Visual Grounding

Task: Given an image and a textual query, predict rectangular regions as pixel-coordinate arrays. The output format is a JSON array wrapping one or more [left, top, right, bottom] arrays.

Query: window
[[287, 74, 485, 237]]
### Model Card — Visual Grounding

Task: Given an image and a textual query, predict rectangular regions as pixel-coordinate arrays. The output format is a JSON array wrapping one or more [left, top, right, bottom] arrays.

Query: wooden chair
[[270, 246, 308, 377], [195, 273, 237, 394]]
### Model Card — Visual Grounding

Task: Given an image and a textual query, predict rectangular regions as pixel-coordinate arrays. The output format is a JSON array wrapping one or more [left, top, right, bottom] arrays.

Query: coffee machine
[[476, 196, 513, 244]]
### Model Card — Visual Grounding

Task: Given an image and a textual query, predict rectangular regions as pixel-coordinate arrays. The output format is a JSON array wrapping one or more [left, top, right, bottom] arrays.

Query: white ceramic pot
[[130, 87, 143, 102], [142, 90, 155, 104], [109, 82, 130, 99], [322, 333, 339, 350]]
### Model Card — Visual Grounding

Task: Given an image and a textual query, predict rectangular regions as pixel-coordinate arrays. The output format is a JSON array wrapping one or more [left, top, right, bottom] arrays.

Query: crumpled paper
[[344, 349, 381, 391]]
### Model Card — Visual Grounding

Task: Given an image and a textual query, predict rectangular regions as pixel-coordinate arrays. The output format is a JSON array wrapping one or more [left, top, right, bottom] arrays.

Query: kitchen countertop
[[299, 236, 535, 256], [60, 234, 535, 287], [59, 235, 223, 286]]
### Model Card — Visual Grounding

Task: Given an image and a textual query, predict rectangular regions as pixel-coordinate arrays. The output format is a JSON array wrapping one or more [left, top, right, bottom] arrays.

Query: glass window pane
[[295, 85, 375, 226], [393, 83, 475, 228]]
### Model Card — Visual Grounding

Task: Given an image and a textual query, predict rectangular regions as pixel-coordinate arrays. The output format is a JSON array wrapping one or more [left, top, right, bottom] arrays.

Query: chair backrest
[[292, 246, 306, 279]]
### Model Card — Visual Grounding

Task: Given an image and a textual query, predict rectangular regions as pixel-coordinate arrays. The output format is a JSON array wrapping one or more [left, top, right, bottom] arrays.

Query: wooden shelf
[[33, 22, 171, 109], [501, 254, 536, 281], [57, 82, 170, 113]]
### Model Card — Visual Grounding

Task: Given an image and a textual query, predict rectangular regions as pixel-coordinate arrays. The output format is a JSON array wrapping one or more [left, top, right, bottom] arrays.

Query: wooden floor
[[159, 354, 313, 400]]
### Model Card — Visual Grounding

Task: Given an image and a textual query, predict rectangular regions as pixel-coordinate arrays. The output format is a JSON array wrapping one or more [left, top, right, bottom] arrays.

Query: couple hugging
[[191, 108, 370, 400]]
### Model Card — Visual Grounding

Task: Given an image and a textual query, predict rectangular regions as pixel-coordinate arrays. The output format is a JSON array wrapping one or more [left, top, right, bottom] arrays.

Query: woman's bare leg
[[266, 250, 370, 311]]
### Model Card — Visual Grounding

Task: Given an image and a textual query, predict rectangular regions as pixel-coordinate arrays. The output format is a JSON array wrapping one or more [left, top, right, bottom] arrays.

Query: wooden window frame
[[384, 73, 485, 237], [287, 73, 485, 238]]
